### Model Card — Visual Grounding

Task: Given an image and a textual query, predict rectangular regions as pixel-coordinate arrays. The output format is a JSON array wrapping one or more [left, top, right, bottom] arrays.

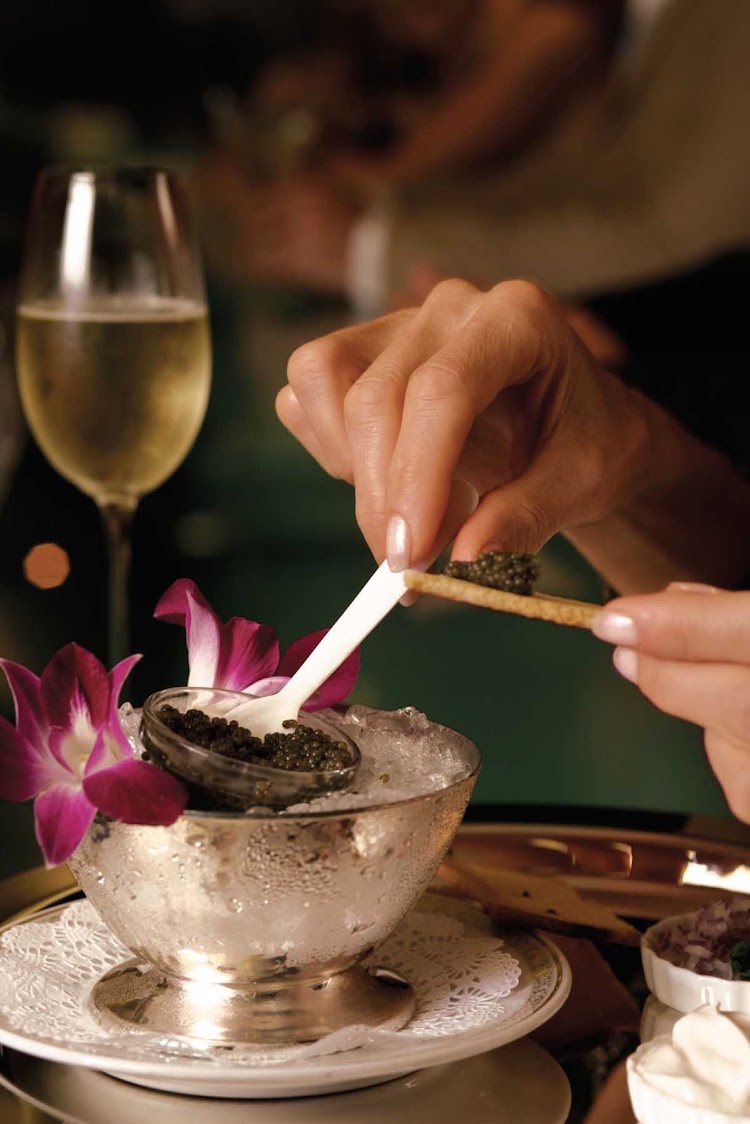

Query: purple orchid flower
[[154, 579, 360, 708], [0, 643, 187, 867]]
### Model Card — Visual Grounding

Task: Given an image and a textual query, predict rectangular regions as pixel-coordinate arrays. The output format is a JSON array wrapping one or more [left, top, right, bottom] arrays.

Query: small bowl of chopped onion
[[642, 899, 750, 1014]]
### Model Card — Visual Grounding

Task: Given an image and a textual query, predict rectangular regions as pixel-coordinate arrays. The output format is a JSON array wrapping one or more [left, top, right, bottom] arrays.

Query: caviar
[[157, 705, 353, 772], [444, 551, 539, 595]]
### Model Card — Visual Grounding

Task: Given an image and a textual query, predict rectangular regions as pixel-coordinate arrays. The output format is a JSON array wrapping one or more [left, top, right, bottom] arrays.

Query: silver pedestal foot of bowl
[[90, 959, 416, 1045]]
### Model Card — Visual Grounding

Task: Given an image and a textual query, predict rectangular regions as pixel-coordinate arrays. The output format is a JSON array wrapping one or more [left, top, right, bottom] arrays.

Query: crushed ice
[[119, 702, 476, 816]]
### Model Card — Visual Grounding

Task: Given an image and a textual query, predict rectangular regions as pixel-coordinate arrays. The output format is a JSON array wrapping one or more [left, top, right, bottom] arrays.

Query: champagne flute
[[15, 167, 211, 665]]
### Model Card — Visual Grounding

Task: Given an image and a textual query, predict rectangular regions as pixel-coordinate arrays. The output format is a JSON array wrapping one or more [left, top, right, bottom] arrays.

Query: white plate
[[0, 1039, 571, 1124], [0, 896, 571, 1098]]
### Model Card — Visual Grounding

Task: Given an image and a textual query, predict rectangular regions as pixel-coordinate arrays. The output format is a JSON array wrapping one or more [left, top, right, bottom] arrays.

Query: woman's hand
[[277, 278, 649, 569], [593, 585, 750, 821]]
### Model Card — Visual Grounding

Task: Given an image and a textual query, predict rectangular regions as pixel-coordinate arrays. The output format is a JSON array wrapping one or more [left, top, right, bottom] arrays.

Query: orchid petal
[[0, 659, 44, 745], [214, 617, 280, 691], [153, 578, 211, 626], [154, 580, 222, 684], [155, 579, 281, 691], [109, 654, 142, 709], [48, 725, 85, 774], [84, 758, 187, 826], [246, 675, 288, 698], [243, 673, 349, 717], [183, 590, 223, 687], [82, 727, 120, 776], [107, 653, 142, 755], [0, 717, 66, 800], [41, 643, 110, 732], [34, 783, 97, 867], [277, 630, 360, 710]]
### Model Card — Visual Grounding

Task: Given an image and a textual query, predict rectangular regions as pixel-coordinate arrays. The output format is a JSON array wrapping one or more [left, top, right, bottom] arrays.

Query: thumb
[[452, 435, 596, 558], [451, 480, 550, 558], [451, 386, 624, 558], [591, 588, 750, 663]]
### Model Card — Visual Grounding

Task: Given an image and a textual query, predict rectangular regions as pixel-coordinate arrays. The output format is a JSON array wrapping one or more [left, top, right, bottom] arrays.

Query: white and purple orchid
[[0, 581, 360, 868], [0, 644, 187, 867], [153, 579, 360, 709]]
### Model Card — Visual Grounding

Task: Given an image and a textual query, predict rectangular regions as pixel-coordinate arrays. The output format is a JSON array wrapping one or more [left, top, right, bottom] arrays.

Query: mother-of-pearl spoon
[[230, 481, 478, 736]]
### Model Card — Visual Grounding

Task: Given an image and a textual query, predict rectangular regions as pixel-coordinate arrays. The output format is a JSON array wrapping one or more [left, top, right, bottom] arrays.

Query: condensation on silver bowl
[[70, 708, 480, 987]]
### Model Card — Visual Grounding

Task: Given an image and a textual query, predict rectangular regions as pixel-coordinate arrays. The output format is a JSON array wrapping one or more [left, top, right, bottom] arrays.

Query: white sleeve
[[345, 196, 393, 322]]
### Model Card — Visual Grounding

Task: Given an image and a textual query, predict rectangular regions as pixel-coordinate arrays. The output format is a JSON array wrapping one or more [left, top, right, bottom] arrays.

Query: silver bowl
[[69, 702, 480, 1045]]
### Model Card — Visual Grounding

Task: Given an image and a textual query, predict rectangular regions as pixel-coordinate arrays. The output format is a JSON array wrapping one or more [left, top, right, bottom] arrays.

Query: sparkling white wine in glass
[[17, 296, 210, 505], [16, 167, 211, 663]]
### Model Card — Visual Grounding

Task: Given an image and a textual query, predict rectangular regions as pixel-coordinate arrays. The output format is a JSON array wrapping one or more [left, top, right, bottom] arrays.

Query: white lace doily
[[0, 896, 571, 1097]]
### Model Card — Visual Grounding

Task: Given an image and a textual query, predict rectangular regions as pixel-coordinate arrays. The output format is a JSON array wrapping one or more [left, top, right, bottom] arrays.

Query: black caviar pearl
[[157, 705, 352, 772], [444, 550, 540, 595]]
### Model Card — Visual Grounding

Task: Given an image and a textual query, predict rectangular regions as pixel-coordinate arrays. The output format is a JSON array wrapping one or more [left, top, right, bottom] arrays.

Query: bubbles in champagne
[[16, 297, 211, 504]]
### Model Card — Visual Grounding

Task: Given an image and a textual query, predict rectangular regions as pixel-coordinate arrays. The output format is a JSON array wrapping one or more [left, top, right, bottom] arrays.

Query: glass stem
[[99, 500, 137, 666]]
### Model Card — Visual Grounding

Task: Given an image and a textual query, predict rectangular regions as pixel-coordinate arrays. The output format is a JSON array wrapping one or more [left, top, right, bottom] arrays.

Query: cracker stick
[[403, 571, 600, 629]]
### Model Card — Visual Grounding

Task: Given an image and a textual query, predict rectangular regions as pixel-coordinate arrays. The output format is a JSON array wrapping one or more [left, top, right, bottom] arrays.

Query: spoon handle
[[282, 561, 408, 714]]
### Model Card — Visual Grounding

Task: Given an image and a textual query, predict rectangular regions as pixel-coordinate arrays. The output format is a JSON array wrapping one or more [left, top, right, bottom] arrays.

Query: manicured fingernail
[[590, 610, 638, 646], [454, 479, 479, 517], [613, 646, 638, 683], [667, 581, 720, 594], [386, 515, 412, 572]]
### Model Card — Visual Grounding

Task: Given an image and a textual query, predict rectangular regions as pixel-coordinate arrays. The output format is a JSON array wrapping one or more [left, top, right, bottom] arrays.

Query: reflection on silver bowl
[[69, 706, 480, 1045]]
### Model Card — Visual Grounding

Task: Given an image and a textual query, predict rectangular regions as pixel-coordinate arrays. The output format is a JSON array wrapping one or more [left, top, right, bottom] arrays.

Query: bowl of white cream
[[628, 1005, 750, 1123]]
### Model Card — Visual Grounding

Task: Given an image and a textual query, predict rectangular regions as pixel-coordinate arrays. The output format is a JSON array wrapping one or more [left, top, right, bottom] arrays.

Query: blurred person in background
[[194, 0, 750, 342], [249, 0, 624, 186], [325, 0, 623, 193], [194, 0, 627, 298]]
